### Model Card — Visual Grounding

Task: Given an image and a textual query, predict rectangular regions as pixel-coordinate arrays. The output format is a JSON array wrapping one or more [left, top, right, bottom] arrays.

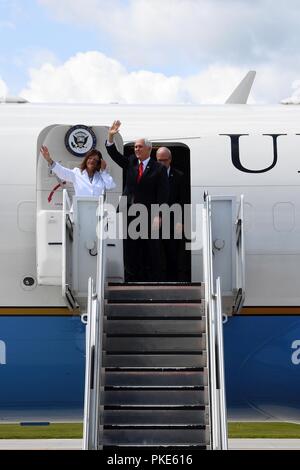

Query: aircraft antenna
[[225, 71, 256, 104]]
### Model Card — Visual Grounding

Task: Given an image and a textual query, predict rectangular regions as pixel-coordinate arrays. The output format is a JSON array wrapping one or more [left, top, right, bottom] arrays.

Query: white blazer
[[51, 162, 116, 196]]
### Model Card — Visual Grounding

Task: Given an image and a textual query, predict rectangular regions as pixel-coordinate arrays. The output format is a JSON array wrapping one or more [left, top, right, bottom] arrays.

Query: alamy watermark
[[96, 199, 203, 251]]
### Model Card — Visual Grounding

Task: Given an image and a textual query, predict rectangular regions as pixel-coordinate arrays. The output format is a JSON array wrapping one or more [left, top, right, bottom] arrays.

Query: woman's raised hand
[[40, 145, 52, 164]]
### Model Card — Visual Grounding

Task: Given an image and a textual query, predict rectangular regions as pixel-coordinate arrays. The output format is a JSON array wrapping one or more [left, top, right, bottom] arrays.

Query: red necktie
[[137, 161, 143, 183]]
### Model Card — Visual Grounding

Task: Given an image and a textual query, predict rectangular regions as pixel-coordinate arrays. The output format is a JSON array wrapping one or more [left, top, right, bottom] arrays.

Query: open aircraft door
[[36, 124, 124, 310], [205, 194, 245, 315]]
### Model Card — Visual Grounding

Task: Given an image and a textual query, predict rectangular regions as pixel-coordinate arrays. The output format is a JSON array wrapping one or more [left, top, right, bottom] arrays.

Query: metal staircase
[[83, 194, 245, 450], [101, 283, 209, 448]]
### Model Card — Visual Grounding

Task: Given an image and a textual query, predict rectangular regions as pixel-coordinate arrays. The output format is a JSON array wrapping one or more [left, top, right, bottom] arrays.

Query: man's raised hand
[[108, 120, 121, 142]]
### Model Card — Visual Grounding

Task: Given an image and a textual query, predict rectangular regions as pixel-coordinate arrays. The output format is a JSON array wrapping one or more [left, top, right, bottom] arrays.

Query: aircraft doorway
[[124, 142, 191, 282]]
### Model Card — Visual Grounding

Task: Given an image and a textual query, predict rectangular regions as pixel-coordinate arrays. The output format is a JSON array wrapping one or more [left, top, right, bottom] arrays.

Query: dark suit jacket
[[106, 143, 169, 208], [168, 167, 185, 208], [167, 167, 185, 229]]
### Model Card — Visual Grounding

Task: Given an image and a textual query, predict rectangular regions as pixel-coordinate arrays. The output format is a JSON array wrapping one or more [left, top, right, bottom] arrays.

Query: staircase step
[[103, 352, 207, 368], [105, 302, 204, 317], [102, 408, 209, 426], [104, 319, 205, 335], [107, 284, 204, 302], [104, 369, 208, 387], [102, 427, 209, 447], [104, 336, 206, 352], [102, 389, 208, 406], [108, 282, 202, 286]]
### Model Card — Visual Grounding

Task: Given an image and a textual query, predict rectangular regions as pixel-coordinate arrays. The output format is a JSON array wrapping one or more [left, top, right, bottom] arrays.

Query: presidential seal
[[65, 125, 97, 157]]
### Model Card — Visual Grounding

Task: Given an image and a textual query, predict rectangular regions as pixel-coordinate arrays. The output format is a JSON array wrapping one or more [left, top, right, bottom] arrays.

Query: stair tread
[[107, 282, 202, 287], [108, 281, 203, 286], [105, 303, 204, 317], [102, 389, 208, 406], [102, 409, 209, 425], [104, 370, 207, 387], [104, 336, 206, 352], [104, 320, 205, 336], [106, 285, 204, 302], [101, 428, 209, 446], [103, 353, 207, 368]]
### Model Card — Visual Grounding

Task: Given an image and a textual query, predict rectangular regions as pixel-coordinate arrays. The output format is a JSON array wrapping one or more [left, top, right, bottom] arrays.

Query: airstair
[[100, 282, 207, 447], [82, 193, 245, 450]]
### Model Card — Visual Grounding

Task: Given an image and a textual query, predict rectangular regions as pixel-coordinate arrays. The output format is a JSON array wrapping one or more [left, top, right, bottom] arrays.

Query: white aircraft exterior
[[0, 101, 300, 311], [2, 69, 300, 422]]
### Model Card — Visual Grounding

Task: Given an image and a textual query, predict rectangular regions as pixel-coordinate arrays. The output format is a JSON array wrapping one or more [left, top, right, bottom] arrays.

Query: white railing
[[83, 195, 107, 450], [83, 277, 98, 450], [234, 195, 245, 313], [202, 195, 228, 450], [62, 189, 76, 309], [215, 277, 228, 449]]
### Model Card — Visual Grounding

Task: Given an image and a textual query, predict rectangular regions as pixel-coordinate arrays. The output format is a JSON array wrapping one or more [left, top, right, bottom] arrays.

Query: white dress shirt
[[51, 162, 116, 197], [139, 156, 150, 171]]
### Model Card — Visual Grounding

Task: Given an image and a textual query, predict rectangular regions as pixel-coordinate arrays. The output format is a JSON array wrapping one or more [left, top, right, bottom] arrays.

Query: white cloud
[[36, 0, 300, 103], [38, 0, 300, 68], [249, 62, 299, 104], [20, 50, 252, 104], [281, 80, 300, 105], [0, 77, 8, 98]]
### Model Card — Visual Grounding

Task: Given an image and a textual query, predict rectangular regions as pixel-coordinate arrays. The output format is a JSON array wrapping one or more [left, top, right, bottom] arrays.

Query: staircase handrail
[[234, 195, 245, 313], [203, 194, 228, 450], [202, 196, 219, 449], [215, 277, 228, 449], [83, 277, 98, 449], [83, 195, 107, 450], [62, 189, 77, 309]]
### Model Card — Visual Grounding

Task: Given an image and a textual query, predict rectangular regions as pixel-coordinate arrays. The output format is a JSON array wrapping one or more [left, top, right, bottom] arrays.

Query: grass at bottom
[[0, 423, 83, 439], [229, 422, 300, 438], [0, 422, 300, 439]]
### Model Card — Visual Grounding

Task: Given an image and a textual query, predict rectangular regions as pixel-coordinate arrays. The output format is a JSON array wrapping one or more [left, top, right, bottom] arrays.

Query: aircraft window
[[273, 202, 295, 232]]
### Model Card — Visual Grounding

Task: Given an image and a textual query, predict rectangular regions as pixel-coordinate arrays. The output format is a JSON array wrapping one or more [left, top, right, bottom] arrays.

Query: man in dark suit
[[156, 147, 185, 281], [106, 120, 169, 281]]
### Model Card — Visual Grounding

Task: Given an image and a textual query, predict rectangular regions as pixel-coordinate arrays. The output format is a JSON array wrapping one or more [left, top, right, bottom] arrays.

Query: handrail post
[[234, 195, 245, 313], [62, 189, 76, 310], [216, 277, 228, 449], [83, 277, 97, 449]]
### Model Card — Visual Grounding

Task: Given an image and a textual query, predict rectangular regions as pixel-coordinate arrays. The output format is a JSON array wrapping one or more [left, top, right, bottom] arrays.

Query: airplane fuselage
[[0, 102, 300, 421]]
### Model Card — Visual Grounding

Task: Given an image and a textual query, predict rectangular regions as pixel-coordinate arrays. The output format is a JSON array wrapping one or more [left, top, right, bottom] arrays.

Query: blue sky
[[1, 0, 300, 104], [0, 0, 108, 93]]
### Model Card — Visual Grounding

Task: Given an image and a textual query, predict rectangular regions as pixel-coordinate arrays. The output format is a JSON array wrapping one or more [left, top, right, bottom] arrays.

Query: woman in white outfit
[[40, 145, 116, 196]]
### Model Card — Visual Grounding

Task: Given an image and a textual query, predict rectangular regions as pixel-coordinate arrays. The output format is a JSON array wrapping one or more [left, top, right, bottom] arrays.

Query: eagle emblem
[[65, 124, 97, 157]]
